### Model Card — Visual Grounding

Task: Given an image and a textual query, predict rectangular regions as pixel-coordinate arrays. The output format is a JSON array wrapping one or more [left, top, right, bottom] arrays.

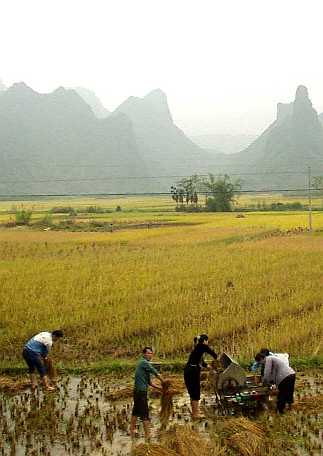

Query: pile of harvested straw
[[222, 417, 265, 437], [132, 443, 178, 456], [160, 425, 225, 456], [221, 417, 265, 456], [132, 425, 226, 456], [227, 430, 263, 456], [0, 376, 30, 393], [105, 385, 133, 401]]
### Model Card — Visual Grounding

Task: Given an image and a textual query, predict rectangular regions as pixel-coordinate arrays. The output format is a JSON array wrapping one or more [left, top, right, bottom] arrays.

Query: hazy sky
[[1, 0, 323, 135]]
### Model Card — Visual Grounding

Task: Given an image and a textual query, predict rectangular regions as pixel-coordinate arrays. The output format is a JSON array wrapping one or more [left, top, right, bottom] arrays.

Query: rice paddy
[[0, 196, 322, 454], [0, 196, 322, 366], [0, 370, 322, 455]]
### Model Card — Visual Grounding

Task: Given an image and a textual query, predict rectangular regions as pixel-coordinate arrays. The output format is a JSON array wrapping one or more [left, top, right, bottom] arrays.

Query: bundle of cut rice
[[44, 357, 56, 380], [227, 430, 263, 456], [132, 443, 178, 456], [133, 425, 226, 456], [0, 376, 30, 393], [160, 380, 175, 429], [105, 385, 133, 401], [161, 425, 226, 456], [223, 417, 265, 437], [221, 417, 265, 456], [151, 375, 185, 398]]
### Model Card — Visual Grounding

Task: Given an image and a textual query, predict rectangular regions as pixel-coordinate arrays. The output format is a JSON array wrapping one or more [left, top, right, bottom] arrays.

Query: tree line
[[170, 173, 241, 212]]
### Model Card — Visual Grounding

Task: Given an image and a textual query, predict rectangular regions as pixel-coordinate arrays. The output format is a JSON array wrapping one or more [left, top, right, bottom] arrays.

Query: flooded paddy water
[[0, 374, 201, 456], [0, 371, 322, 455]]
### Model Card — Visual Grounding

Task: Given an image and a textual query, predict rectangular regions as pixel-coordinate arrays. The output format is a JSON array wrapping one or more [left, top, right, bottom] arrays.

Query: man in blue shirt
[[130, 347, 164, 440], [22, 330, 63, 391]]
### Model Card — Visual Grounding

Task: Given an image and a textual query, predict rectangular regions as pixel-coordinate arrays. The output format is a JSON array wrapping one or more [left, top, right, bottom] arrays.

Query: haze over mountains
[[190, 134, 257, 155], [0, 83, 223, 195], [0, 81, 323, 196], [114, 89, 221, 177], [0, 83, 147, 195], [72, 87, 111, 119], [233, 85, 323, 188]]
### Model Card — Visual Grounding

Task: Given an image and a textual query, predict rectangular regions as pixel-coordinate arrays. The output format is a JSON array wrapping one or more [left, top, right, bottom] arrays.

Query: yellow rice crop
[[0, 203, 322, 365]]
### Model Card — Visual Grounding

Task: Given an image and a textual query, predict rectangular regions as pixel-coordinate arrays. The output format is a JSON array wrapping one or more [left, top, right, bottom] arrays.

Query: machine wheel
[[218, 377, 240, 394]]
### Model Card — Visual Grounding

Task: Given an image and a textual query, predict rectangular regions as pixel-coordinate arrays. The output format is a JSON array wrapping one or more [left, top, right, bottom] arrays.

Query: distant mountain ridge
[[114, 88, 221, 178], [72, 87, 110, 119], [0, 80, 323, 195], [0, 82, 222, 195], [231, 85, 323, 188], [0, 82, 147, 195]]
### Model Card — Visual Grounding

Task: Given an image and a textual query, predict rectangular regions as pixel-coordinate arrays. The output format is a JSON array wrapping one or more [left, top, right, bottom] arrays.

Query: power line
[[2, 170, 323, 185], [0, 188, 323, 199]]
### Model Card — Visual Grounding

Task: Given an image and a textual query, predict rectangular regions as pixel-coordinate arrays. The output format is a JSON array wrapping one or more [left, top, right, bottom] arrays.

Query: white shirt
[[272, 352, 289, 366], [263, 355, 295, 386], [33, 332, 53, 351]]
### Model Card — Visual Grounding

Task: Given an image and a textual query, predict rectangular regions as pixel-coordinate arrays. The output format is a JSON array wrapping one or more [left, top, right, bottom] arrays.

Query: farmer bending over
[[250, 347, 289, 373], [130, 347, 164, 440], [22, 330, 64, 391], [184, 334, 217, 419], [255, 352, 296, 414]]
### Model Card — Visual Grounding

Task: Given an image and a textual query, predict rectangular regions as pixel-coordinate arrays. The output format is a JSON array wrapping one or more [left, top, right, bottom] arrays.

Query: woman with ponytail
[[184, 334, 217, 419]]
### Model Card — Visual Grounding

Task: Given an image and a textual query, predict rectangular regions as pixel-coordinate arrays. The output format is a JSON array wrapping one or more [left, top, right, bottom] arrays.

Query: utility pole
[[308, 166, 313, 232]]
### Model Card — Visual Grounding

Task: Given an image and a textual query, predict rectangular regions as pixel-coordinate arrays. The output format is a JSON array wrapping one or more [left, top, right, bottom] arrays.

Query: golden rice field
[[0, 191, 322, 216], [0, 197, 322, 367]]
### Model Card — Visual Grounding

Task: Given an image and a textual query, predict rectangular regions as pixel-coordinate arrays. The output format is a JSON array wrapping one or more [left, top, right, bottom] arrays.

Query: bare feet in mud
[[129, 430, 140, 439], [44, 385, 56, 392]]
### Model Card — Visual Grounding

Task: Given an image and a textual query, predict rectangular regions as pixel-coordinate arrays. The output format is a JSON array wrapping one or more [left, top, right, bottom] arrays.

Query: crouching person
[[130, 347, 164, 440], [22, 330, 64, 391], [255, 352, 296, 414]]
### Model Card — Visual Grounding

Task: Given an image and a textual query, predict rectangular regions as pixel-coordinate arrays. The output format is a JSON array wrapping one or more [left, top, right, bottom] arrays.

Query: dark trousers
[[277, 374, 296, 413], [184, 365, 201, 401], [22, 348, 47, 377], [132, 390, 149, 421]]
